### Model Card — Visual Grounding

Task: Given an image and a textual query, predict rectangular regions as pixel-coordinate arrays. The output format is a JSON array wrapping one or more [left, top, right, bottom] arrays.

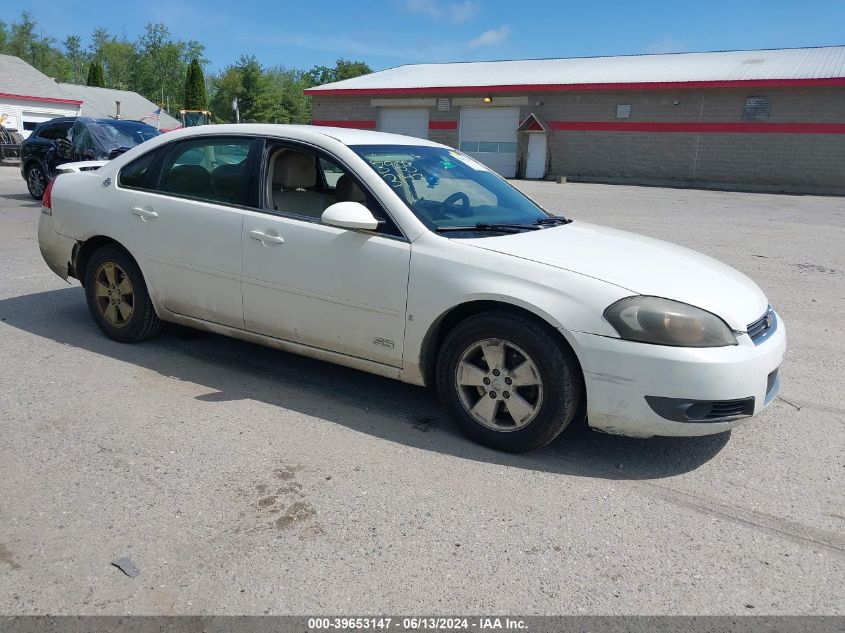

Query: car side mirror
[[321, 201, 380, 231]]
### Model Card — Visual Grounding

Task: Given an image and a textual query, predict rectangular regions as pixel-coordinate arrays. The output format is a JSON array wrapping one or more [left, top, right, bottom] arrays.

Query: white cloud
[[467, 25, 511, 49], [404, 0, 480, 23], [450, 1, 481, 23], [645, 36, 686, 54]]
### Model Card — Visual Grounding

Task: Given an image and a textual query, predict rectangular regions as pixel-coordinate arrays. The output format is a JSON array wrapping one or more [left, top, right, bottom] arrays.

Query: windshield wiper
[[535, 217, 571, 226], [436, 223, 541, 234]]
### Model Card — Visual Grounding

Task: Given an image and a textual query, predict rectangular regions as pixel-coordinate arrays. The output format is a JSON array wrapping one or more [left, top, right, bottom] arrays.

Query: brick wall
[[310, 88, 845, 194]]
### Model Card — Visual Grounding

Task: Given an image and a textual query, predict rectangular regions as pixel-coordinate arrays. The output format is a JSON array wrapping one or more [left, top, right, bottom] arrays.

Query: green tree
[[100, 39, 137, 90], [235, 55, 272, 122], [86, 60, 105, 87], [63, 35, 85, 84], [304, 58, 371, 87], [88, 27, 110, 59], [183, 58, 207, 110], [8, 11, 37, 64], [209, 67, 243, 122], [265, 66, 311, 123]]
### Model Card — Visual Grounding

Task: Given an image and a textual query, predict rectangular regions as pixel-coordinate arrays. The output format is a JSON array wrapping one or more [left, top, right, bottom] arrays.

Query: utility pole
[[232, 97, 240, 124]]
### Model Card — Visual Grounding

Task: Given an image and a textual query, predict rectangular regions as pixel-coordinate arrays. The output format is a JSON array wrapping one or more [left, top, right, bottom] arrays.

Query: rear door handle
[[249, 230, 284, 245], [131, 207, 158, 221]]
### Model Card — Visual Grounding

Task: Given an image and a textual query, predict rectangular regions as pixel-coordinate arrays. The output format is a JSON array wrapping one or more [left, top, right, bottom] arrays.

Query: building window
[[616, 104, 631, 119], [460, 141, 517, 154], [743, 96, 771, 121], [436, 98, 450, 111]]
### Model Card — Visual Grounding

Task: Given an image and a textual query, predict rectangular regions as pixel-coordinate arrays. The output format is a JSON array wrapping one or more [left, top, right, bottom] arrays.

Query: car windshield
[[88, 120, 160, 152], [350, 144, 560, 233]]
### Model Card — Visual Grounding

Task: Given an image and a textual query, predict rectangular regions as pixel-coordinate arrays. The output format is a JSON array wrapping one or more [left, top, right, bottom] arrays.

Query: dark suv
[[20, 117, 161, 199]]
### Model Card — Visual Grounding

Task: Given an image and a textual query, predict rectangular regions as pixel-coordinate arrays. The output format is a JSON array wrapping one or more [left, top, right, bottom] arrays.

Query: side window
[[31, 123, 49, 139], [267, 147, 402, 237], [318, 158, 344, 188], [36, 124, 59, 140], [55, 122, 73, 142], [119, 150, 159, 190], [159, 137, 252, 205], [42, 122, 73, 142], [71, 123, 94, 158]]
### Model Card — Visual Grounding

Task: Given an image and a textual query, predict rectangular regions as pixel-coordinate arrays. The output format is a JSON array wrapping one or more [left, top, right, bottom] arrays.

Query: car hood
[[462, 222, 768, 330]]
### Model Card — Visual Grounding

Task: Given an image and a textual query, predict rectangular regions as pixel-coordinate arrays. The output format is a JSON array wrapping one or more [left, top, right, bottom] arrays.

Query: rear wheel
[[26, 164, 46, 200], [83, 245, 162, 342], [436, 312, 583, 452]]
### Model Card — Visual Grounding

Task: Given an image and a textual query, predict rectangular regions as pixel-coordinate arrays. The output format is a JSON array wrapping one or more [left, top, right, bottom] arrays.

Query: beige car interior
[[268, 149, 367, 219]]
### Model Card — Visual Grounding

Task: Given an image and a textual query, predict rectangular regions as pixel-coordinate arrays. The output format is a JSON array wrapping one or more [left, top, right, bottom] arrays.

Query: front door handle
[[249, 230, 284, 245], [131, 207, 158, 221]]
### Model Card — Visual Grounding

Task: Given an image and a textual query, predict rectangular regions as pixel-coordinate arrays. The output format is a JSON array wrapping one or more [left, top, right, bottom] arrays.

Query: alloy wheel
[[455, 338, 544, 431], [94, 261, 135, 327], [27, 167, 45, 198]]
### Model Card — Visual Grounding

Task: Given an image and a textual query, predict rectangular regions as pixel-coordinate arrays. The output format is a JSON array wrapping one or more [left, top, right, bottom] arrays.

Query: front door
[[525, 133, 547, 179], [127, 135, 254, 328], [241, 145, 410, 367]]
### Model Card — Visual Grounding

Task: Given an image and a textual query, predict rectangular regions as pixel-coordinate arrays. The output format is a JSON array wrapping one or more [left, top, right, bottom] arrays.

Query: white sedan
[[38, 125, 785, 452]]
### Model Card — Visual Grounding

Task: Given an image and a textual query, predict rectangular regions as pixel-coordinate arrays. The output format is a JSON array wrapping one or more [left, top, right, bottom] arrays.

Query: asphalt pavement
[[0, 165, 842, 614]]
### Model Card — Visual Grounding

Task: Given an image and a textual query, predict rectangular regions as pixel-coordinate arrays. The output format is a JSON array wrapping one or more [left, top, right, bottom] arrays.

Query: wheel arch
[[418, 299, 584, 389], [23, 158, 40, 175], [73, 235, 134, 282]]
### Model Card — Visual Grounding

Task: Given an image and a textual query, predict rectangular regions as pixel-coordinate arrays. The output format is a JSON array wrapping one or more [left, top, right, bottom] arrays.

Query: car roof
[[78, 117, 158, 127], [285, 125, 444, 147], [157, 123, 446, 148]]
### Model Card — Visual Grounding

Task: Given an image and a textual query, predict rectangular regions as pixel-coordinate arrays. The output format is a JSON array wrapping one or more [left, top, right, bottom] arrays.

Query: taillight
[[41, 176, 57, 215]]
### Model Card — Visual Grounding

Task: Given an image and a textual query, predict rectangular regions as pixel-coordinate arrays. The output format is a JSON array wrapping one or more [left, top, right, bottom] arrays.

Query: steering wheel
[[440, 191, 471, 218]]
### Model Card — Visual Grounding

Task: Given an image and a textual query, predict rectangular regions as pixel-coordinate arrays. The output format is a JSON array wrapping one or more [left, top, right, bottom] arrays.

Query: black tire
[[26, 164, 47, 200], [83, 245, 162, 343], [436, 312, 583, 452]]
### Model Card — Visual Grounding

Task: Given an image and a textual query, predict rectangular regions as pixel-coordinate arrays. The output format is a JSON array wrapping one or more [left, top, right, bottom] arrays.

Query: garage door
[[458, 107, 519, 177], [378, 108, 429, 139]]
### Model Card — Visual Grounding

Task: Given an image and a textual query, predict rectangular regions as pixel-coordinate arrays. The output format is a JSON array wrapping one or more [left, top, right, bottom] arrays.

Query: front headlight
[[603, 296, 737, 347]]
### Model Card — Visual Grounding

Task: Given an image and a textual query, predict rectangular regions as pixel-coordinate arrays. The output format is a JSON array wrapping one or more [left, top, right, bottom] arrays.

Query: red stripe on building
[[304, 77, 845, 96], [0, 92, 83, 106], [428, 120, 458, 130], [311, 119, 377, 129], [547, 121, 845, 134]]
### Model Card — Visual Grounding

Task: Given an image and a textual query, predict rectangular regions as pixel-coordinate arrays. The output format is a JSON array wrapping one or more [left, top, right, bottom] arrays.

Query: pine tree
[[86, 60, 105, 87], [183, 58, 207, 110]]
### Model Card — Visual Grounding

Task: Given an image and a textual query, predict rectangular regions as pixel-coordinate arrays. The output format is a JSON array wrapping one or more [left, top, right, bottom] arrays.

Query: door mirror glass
[[322, 201, 380, 231]]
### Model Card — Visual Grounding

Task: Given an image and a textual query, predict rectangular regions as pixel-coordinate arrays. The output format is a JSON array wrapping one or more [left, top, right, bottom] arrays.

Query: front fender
[[401, 233, 629, 385]]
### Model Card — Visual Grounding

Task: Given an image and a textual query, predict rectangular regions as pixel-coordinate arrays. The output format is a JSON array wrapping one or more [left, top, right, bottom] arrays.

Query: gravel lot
[[0, 165, 843, 615]]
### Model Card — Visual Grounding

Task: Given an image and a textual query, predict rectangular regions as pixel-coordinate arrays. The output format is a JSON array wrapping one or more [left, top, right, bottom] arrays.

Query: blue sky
[[19, 0, 845, 73]]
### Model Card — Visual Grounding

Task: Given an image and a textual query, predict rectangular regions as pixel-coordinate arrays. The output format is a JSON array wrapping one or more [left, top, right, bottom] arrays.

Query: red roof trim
[[311, 119, 377, 129], [428, 120, 458, 130], [304, 77, 845, 96], [0, 92, 83, 106], [548, 120, 845, 134]]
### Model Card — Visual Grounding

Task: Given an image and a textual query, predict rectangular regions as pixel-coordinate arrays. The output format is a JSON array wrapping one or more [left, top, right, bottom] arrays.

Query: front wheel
[[83, 245, 162, 342], [26, 164, 47, 200], [436, 312, 583, 452]]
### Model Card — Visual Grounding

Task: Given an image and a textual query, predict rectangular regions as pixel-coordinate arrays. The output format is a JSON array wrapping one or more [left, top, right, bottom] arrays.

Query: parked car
[[37, 125, 785, 452], [20, 116, 160, 199]]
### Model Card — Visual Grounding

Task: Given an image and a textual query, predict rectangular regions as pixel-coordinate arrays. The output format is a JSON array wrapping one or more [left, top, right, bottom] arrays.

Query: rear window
[[119, 150, 159, 190]]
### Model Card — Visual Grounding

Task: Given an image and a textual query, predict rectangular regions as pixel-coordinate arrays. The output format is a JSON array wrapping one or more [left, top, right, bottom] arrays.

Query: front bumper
[[569, 314, 787, 437], [38, 212, 76, 281]]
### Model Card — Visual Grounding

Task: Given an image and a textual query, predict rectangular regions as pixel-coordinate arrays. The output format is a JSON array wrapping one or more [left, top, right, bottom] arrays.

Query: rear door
[[124, 135, 256, 328]]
